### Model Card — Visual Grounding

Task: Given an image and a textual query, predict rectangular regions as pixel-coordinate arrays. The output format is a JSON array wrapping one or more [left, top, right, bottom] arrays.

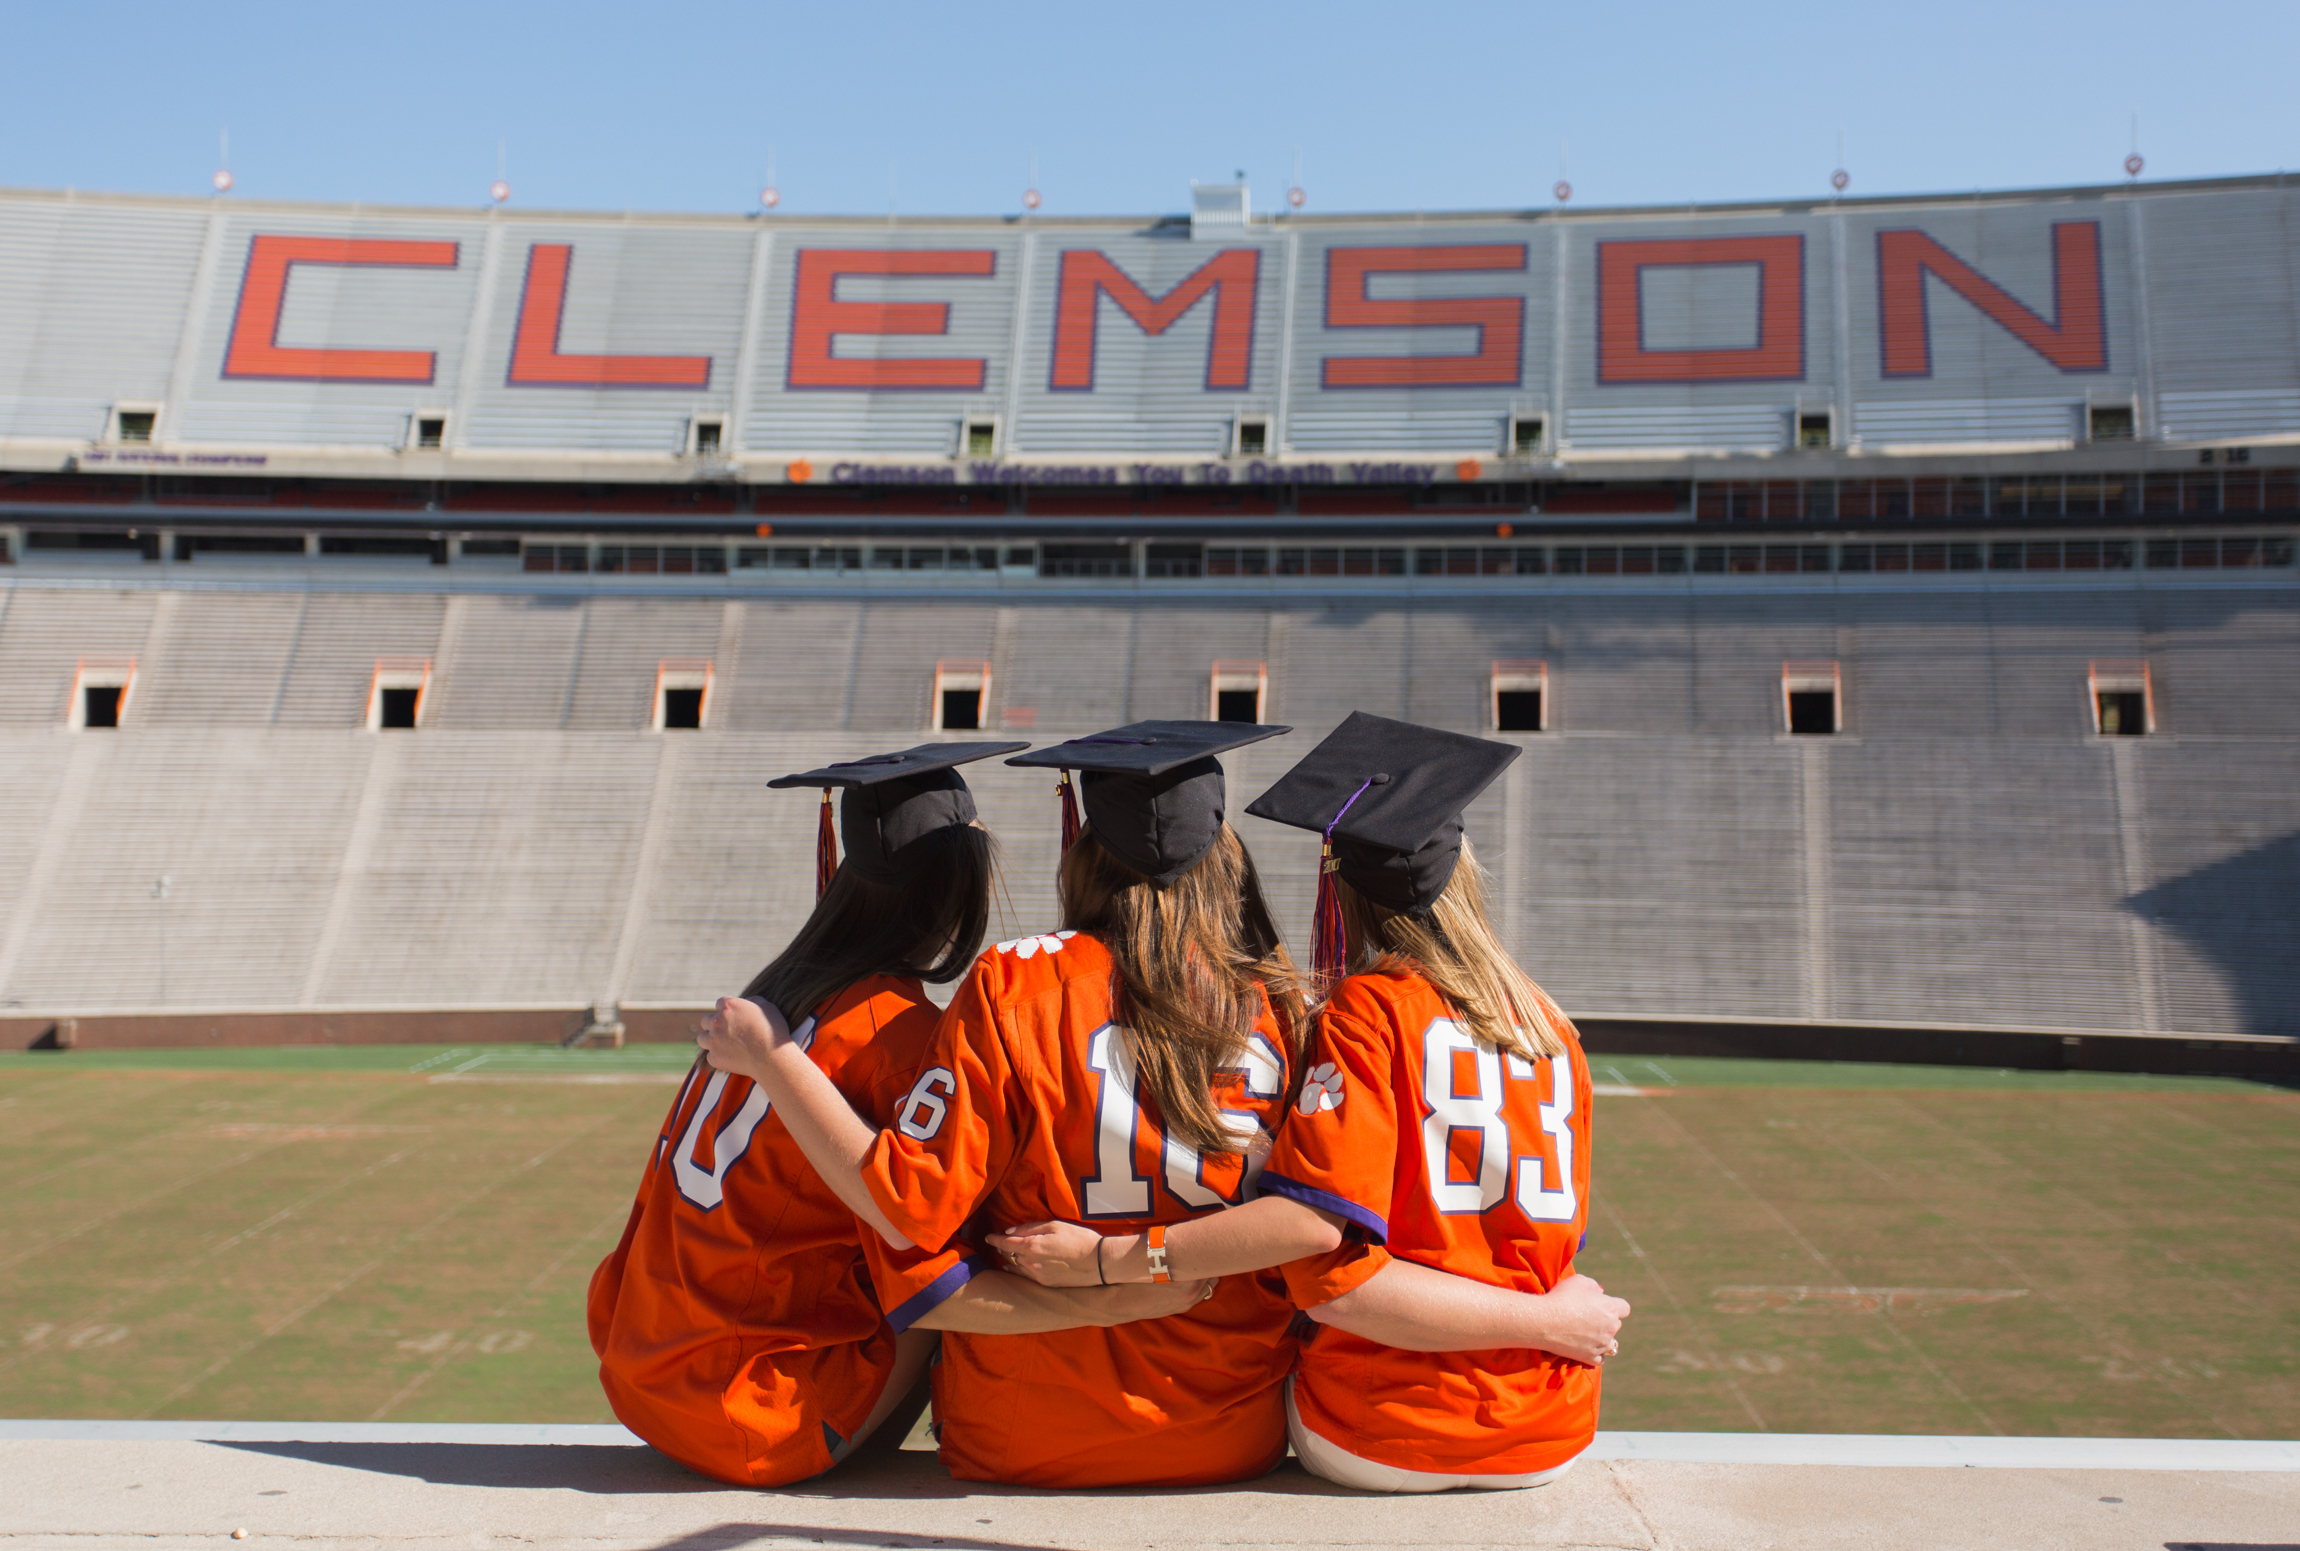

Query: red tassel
[[1058, 770, 1081, 853], [1311, 840, 1346, 995], [815, 788, 838, 899], [1310, 776, 1374, 998]]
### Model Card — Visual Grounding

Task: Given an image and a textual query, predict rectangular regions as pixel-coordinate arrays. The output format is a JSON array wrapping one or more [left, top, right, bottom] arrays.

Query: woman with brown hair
[[591, 742, 1205, 1489], [993, 713, 1631, 1493], [699, 720, 1311, 1488]]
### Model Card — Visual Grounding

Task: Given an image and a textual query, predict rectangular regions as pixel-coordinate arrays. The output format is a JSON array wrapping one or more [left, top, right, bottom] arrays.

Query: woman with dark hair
[[993, 713, 1631, 1493], [589, 742, 1207, 1489], [699, 720, 1311, 1488]]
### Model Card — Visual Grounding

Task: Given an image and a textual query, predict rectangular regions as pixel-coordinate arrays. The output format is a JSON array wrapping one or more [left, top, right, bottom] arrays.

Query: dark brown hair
[[744, 824, 997, 1023], [1059, 823, 1307, 1154]]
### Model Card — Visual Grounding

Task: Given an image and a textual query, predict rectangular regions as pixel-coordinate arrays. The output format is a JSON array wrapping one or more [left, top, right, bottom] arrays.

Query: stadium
[[2, 171, 2296, 1546]]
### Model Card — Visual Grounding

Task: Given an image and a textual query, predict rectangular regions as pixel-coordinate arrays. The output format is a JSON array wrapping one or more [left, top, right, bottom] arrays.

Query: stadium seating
[[0, 570, 2293, 1038]]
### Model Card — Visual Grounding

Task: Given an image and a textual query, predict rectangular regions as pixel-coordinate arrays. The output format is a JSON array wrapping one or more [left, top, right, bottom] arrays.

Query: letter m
[[1877, 221, 2106, 377], [1049, 249, 1260, 391]]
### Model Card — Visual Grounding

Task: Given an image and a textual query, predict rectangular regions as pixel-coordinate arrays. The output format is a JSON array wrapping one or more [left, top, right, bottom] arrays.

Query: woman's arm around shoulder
[[1315, 1261, 1629, 1367]]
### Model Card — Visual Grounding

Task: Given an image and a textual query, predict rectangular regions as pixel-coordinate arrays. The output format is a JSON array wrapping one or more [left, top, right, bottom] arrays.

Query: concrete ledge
[[6, 1420, 2295, 1470], [5, 1422, 2297, 1551]]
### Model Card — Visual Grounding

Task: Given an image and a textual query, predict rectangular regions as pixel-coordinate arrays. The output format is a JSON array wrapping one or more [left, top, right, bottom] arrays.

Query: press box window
[[690, 418, 725, 457], [1210, 660, 1267, 723], [1509, 416, 1545, 455], [110, 406, 159, 444], [366, 658, 432, 730], [2089, 660, 2153, 736], [654, 659, 714, 731], [1797, 413, 1832, 450], [962, 419, 998, 457], [1492, 660, 1548, 732], [69, 658, 136, 730], [934, 660, 989, 731], [1782, 660, 1841, 735], [2088, 404, 2136, 443], [1233, 416, 1270, 457]]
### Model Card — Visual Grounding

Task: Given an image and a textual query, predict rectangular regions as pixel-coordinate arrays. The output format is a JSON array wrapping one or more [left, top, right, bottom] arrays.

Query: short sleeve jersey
[[1257, 968, 1599, 1477], [586, 974, 950, 1487], [860, 930, 1301, 1489]]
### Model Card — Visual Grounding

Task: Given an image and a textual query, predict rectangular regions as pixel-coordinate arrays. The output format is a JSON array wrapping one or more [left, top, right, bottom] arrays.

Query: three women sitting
[[594, 713, 1628, 1492]]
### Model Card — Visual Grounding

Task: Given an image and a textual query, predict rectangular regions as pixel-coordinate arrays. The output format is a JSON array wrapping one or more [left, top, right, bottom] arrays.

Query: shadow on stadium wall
[[2127, 831, 2300, 1038]]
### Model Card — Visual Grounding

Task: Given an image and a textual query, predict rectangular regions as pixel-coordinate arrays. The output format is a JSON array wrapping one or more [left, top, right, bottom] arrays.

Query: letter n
[[1049, 249, 1260, 391], [1877, 222, 2106, 376]]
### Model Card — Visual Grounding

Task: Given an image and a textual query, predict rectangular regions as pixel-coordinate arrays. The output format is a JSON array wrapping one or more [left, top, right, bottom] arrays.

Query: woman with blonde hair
[[701, 720, 1312, 1488], [994, 712, 1630, 1493]]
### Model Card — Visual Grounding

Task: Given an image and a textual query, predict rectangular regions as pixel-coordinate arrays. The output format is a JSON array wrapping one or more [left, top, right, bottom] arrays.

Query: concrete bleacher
[[0, 568, 2294, 1047]]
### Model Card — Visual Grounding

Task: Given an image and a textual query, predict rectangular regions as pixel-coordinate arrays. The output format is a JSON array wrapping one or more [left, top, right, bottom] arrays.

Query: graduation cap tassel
[[1311, 840, 1346, 995], [1310, 776, 1376, 996], [815, 787, 838, 899], [1057, 770, 1081, 853]]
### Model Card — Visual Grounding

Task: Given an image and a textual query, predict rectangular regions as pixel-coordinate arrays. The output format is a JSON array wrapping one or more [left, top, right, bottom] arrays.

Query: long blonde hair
[[1335, 837, 1567, 1063], [1060, 824, 1308, 1154]]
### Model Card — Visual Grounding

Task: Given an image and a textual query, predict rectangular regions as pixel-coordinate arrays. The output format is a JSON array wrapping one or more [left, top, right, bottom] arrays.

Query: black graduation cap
[[768, 742, 1027, 890], [1246, 713, 1518, 976], [1006, 720, 1290, 884]]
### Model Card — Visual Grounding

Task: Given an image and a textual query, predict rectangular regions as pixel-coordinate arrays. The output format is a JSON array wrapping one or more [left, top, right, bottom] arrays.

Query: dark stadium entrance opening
[[379, 687, 421, 729], [939, 688, 982, 730], [2097, 691, 2148, 736], [1497, 690, 1543, 732], [1788, 690, 1837, 735], [661, 688, 704, 730], [82, 684, 121, 728], [1216, 689, 1260, 723]]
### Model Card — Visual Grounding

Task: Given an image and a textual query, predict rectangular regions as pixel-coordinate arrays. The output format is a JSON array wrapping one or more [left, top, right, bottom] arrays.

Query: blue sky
[[6, 2, 2296, 217]]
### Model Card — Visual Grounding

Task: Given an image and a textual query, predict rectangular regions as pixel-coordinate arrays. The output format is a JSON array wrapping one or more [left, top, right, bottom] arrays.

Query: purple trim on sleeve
[[1257, 1171, 1387, 1246], [885, 1251, 991, 1334]]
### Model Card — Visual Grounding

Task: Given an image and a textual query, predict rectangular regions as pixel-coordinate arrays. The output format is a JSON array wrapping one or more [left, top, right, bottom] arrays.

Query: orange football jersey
[[587, 974, 955, 1487], [1258, 967, 1599, 1477], [859, 929, 1301, 1488]]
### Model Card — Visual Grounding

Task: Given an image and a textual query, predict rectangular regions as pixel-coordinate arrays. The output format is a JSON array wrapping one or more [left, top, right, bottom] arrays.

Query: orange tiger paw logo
[[1298, 1062, 1345, 1115]]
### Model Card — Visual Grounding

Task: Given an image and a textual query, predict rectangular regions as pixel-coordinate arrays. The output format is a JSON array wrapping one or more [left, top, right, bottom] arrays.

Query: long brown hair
[[1059, 824, 1307, 1154], [1336, 837, 1567, 1063], [744, 824, 997, 1023]]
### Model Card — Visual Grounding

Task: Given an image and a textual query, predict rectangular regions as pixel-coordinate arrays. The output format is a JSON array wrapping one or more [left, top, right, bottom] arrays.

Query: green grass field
[[1, 1044, 2293, 1438]]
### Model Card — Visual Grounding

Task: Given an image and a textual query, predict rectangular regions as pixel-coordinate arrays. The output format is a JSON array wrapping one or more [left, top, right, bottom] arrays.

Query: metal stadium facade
[[0, 175, 2292, 1069]]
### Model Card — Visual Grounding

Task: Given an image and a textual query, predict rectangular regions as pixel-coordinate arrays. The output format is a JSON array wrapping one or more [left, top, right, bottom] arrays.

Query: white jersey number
[[1419, 1017, 1576, 1221], [895, 1066, 958, 1140], [1081, 1022, 1282, 1218], [669, 1015, 812, 1211]]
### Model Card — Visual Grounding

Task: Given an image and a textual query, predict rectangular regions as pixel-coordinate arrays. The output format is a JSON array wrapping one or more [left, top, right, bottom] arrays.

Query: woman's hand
[[697, 995, 790, 1083], [1536, 1273, 1631, 1367], [987, 1220, 1121, 1287]]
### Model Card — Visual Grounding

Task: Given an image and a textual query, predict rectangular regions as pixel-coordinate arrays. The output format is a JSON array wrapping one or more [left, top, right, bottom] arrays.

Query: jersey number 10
[[1082, 1023, 1283, 1216]]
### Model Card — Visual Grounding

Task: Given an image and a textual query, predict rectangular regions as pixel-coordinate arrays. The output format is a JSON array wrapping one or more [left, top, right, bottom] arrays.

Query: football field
[[0, 1044, 2292, 1439]]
